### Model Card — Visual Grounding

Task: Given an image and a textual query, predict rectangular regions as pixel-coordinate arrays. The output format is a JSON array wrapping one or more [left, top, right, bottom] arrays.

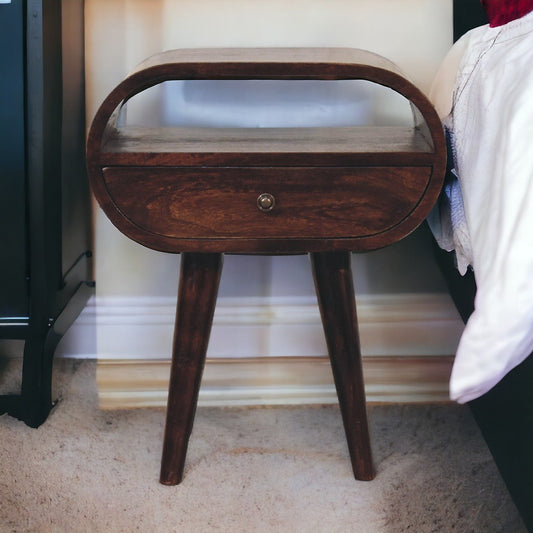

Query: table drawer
[[103, 166, 431, 244]]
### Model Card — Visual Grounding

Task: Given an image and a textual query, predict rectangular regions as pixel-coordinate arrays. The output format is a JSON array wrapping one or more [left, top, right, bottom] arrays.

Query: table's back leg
[[160, 252, 223, 485], [310, 251, 375, 481]]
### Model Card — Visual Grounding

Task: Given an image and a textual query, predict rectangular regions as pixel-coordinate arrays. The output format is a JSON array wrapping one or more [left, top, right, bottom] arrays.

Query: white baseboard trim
[[57, 292, 464, 359], [55, 293, 462, 406], [97, 355, 454, 408]]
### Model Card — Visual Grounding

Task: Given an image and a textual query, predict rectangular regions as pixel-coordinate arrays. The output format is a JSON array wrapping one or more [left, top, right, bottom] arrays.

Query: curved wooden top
[[129, 47, 407, 77]]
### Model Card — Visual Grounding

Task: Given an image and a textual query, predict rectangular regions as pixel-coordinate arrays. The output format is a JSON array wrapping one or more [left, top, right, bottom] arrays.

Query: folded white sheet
[[429, 11, 533, 403]]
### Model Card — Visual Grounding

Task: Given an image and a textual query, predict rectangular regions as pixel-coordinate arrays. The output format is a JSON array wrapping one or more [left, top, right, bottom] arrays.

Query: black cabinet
[[0, 0, 93, 427]]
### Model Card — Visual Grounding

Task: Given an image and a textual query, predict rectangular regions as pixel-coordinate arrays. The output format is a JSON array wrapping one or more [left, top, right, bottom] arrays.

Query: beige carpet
[[0, 358, 526, 532]]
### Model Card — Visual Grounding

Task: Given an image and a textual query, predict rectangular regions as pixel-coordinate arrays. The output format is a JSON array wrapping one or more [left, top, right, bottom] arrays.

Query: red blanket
[[481, 0, 533, 26]]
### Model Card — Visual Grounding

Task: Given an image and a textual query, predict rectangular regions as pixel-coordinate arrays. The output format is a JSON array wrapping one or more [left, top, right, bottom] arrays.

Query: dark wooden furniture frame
[[87, 47, 445, 484], [0, 0, 93, 428]]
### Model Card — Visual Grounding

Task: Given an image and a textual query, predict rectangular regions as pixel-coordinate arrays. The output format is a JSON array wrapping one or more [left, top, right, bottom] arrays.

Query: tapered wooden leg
[[310, 251, 375, 481], [160, 253, 223, 485]]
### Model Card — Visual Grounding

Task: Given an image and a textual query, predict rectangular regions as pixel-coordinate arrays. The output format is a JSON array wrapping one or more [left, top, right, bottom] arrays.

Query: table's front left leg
[[160, 252, 223, 485]]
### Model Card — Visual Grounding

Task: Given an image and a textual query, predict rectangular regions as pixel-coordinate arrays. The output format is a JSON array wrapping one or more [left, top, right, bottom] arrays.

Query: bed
[[435, 0, 533, 530]]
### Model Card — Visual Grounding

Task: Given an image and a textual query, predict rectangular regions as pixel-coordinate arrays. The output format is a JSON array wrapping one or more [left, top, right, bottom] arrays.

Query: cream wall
[[73, 0, 463, 404], [85, 0, 453, 300], [85, 0, 452, 109]]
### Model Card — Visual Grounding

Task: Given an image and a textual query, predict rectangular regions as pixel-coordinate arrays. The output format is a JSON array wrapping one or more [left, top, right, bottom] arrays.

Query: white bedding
[[429, 11, 533, 403]]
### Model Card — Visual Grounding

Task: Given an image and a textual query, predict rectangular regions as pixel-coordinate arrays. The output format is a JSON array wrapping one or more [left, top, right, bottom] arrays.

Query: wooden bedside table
[[87, 48, 446, 485]]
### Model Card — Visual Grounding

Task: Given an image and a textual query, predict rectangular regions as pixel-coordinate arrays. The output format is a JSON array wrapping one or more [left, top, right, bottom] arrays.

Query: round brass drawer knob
[[257, 193, 276, 212]]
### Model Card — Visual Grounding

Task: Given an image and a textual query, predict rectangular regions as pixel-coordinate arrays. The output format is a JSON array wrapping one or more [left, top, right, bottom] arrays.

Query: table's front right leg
[[310, 251, 375, 481]]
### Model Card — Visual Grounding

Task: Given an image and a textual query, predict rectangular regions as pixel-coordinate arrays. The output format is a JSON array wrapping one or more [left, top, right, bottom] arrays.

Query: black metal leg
[[19, 327, 59, 427], [1, 281, 93, 427], [0, 328, 57, 427]]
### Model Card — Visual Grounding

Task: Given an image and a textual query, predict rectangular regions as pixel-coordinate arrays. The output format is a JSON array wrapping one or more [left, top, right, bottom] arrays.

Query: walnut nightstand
[[87, 48, 446, 485]]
